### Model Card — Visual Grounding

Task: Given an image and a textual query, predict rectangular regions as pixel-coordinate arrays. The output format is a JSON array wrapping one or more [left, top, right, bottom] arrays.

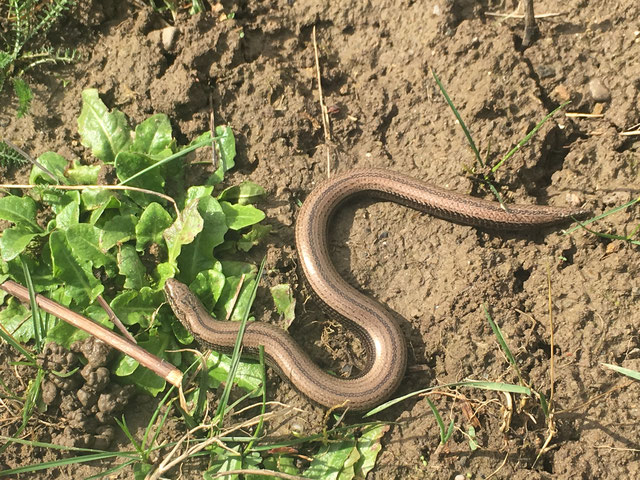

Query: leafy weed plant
[[0, 0, 78, 117], [0, 89, 389, 478]]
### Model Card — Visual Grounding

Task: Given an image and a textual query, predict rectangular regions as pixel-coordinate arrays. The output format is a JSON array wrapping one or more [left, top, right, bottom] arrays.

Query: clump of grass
[[0, 0, 78, 117]]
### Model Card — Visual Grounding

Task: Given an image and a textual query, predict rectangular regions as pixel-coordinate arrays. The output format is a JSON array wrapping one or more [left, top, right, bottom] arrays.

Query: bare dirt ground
[[1, 0, 639, 478]]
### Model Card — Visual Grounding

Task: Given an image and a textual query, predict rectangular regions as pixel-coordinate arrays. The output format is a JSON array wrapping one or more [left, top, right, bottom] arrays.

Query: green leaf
[[0, 227, 38, 261], [135, 202, 173, 251], [191, 267, 226, 311], [215, 277, 258, 323], [0, 298, 33, 343], [115, 332, 173, 396], [109, 287, 164, 328], [218, 181, 265, 205], [262, 455, 300, 478], [205, 445, 243, 480], [163, 198, 204, 265], [206, 352, 263, 393], [100, 214, 137, 250], [270, 284, 295, 328], [0, 195, 41, 232], [354, 424, 388, 478], [220, 202, 265, 230], [178, 195, 228, 282], [78, 89, 132, 163], [13, 77, 33, 118], [237, 224, 271, 252], [220, 261, 257, 278], [304, 437, 358, 480], [47, 190, 80, 230], [467, 425, 478, 451], [67, 161, 100, 185], [203, 126, 236, 185], [117, 244, 148, 290], [49, 231, 103, 305], [29, 152, 67, 185], [65, 224, 113, 269], [46, 305, 113, 348], [132, 113, 173, 155], [114, 151, 165, 202]]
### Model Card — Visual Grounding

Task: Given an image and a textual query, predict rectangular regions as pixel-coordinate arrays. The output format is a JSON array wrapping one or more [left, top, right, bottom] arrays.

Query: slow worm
[[165, 168, 587, 410]]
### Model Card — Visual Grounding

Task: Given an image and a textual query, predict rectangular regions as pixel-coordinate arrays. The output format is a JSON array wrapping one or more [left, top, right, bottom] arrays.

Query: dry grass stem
[[312, 25, 332, 179]]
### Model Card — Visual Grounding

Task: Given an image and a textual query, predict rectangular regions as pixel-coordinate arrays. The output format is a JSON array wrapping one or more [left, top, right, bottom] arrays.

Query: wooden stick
[[0, 280, 183, 387]]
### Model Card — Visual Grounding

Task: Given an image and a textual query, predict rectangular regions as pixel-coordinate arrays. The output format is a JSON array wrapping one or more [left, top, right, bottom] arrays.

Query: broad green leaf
[[220, 202, 265, 230], [215, 277, 257, 322], [135, 202, 173, 251], [262, 455, 300, 478], [48, 190, 80, 230], [304, 437, 358, 480], [81, 188, 120, 210], [354, 424, 389, 478], [78, 89, 132, 163], [132, 113, 173, 155], [0, 227, 37, 261], [164, 198, 203, 265], [207, 351, 263, 393], [100, 214, 137, 250], [178, 196, 228, 282], [0, 298, 33, 343], [118, 244, 148, 290], [29, 152, 67, 185], [270, 284, 296, 328], [65, 224, 113, 268], [81, 188, 121, 225], [205, 445, 243, 480], [46, 305, 113, 348], [218, 181, 265, 205], [220, 260, 257, 278], [237, 224, 271, 252], [170, 316, 193, 345], [50, 231, 103, 305], [109, 287, 164, 328], [0, 195, 41, 232], [115, 332, 174, 396], [4, 249, 56, 291], [114, 151, 165, 201], [156, 262, 178, 284], [202, 126, 236, 185], [191, 267, 226, 311], [67, 161, 101, 185]]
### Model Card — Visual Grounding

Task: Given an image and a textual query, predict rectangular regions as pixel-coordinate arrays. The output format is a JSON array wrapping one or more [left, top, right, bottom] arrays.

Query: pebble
[[162, 26, 179, 50], [589, 78, 610, 102], [538, 65, 555, 78]]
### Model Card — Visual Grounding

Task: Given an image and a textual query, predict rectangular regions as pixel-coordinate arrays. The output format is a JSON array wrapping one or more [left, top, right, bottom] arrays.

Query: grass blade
[[365, 380, 531, 417], [432, 69, 483, 167], [484, 304, 523, 384], [563, 196, 640, 236], [215, 256, 267, 423], [20, 257, 42, 352], [602, 363, 640, 381], [492, 101, 570, 172]]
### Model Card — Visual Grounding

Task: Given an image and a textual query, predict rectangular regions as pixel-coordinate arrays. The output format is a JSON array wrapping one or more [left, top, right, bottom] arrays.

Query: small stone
[[162, 26, 179, 50], [589, 78, 611, 102], [552, 84, 571, 102], [565, 192, 584, 209], [538, 65, 555, 78]]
